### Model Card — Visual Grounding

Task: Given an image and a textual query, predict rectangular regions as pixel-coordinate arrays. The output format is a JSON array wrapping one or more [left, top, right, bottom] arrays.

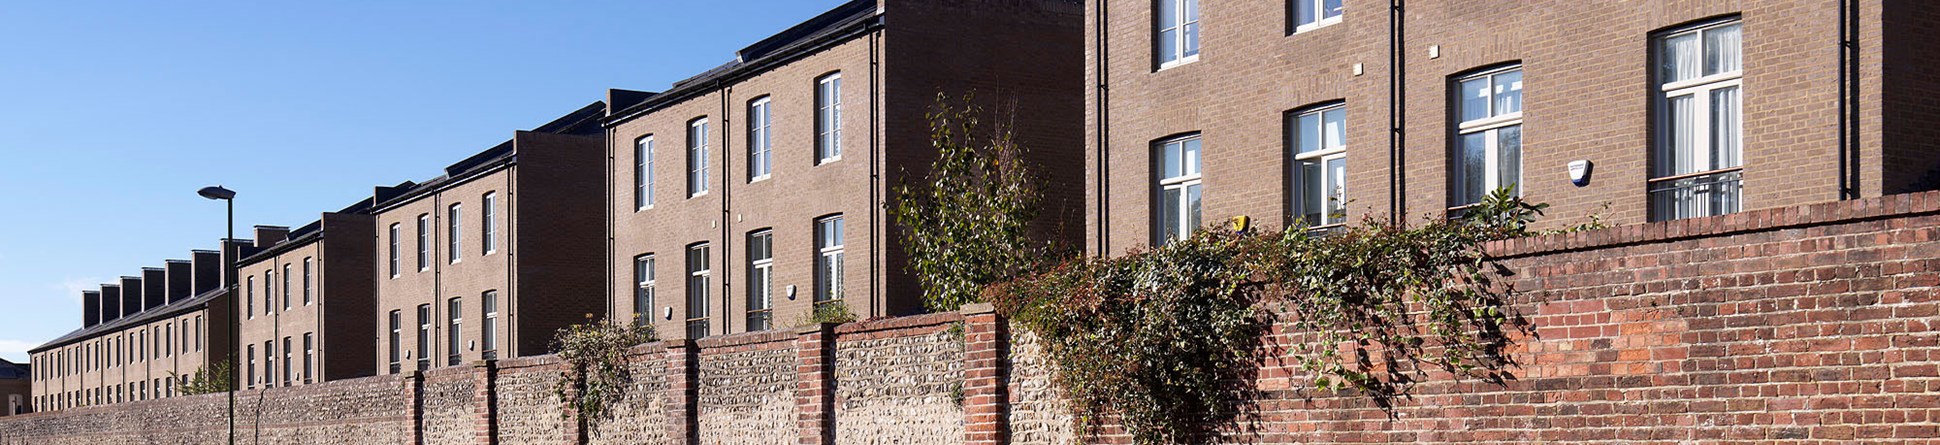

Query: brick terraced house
[[603, 0, 1085, 340], [1086, 0, 1940, 254], [26, 241, 244, 411], [372, 103, 607, 375], [232, 197, 379, 389]]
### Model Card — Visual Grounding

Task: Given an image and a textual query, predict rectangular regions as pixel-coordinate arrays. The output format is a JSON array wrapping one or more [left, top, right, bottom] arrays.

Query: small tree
[[171, 360, 234, 395], [552, 318, 656, 433], [892, 92, 1055, 312]]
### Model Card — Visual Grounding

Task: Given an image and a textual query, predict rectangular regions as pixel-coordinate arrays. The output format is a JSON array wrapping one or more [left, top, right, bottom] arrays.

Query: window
[[448, 298, 462, 366], [164, 324, 172, 357], [387, 310, 402, 374], [816, 74, 843, 163], [686, 243, 711, 339], [262, 340, 273, 388], [689, 118, 711, 197], [1155, 134, 1204, 243], [449, 203, 463, 263], [246, 276, 255, 318], [482, 193, 497, 254], [815, 216, 845, 303], [1653, 19, 1742, 221], [1290, 104, 1348, 226], [1451, 66, 1524, 210], [1155, 0, 1200, 68], [634, 255, 656, 328], [482, 291, 498, 360], [264, 270, 273, 315], [302, 333, 314, 384], [282, 263, 292, 310], [417, 214, 431, 271], [388, 223, 401, 278], [416, 304, 432, 371], [636, 136, 655, 210], [302, 257, 313, 305], [746, 230, 774, 331], [195, 316, 203, 351], [282, 336, 292, 387], [1290, 0, 1342, 33], [749, 97, 774, 181]]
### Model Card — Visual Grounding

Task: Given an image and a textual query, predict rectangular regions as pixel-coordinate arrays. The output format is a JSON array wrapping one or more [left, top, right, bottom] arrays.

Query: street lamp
[[197, 185, 237, 445]]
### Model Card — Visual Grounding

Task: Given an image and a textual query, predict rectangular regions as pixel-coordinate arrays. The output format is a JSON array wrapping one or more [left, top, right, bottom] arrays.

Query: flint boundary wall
[[6, 190, 1940, 444]]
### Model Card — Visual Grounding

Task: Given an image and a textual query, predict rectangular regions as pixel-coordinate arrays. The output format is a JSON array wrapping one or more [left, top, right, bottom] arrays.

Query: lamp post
[[196, 185, 237, 445]]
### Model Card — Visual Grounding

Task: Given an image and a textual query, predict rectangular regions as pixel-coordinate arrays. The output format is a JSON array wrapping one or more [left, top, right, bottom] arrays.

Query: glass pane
[[1161, 187, 1182, 242], [1322, 108, 1345, 150], [1162, 141, 1182, 178], [1497, 125, 1522, 195], [1703, 24, 1742, 76], [1710, 86, 1741, 169], [1459, 77, 1489, 122], [1299, 161, 1321, 225], [1182, 22, 1199, 57], [1322, 0, 1342, 19], [1325, 157, 1347, 223], [1182, 138, 1201, 175], [1295, 0, 1315, 26], [1158, 0, 1178, 30], [1296, 113, 1320, 154], [1493, 70, 1522, 116], [1461, 132, 1487, 205], [831, 254, 844, 299], [1158, 29, 1177, 63], [1661, 32, 1700, 84], [1662, 94, 1695, 176], [1186, 183, 1202, 233]]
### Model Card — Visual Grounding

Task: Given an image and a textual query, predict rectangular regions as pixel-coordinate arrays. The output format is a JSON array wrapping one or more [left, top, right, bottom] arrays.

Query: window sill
[[1291, 16, 1341, 35], [1156, 55, 1200, 72], [816, 156, 842, 165], [689, 191, 709, 199], [749, 175, 772, 184]]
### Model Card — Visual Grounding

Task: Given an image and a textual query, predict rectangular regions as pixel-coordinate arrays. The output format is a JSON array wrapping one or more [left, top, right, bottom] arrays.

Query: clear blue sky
[[0, 0, 850, 362]]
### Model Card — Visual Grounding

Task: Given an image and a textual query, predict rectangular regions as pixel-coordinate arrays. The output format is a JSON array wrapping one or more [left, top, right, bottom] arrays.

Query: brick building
[[0, 359, 27, 416], [1085, 0, 1940, 254], [25, 241, 243, 412], [233, 198, 379, 389], [372, 103, 606, 375], [603, 0, 1084, 340]]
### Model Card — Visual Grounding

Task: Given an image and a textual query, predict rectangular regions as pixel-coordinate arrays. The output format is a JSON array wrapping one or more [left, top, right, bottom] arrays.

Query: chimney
[[119, 276, 142, 316], [142, 268, 166, 309], [164, 260, 192, 303], [607, 89, 655, 115], [82, 290, 101, 327], [190, 250, 221, 295], [374, 181, 415, 205], [253, 226, 289, 248], [99, 285, 122, 322], [220, 239, 256, 288]]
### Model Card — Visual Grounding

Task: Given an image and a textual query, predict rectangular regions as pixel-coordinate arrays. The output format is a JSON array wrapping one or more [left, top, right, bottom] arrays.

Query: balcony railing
[[1649, 168, 1742, 221]]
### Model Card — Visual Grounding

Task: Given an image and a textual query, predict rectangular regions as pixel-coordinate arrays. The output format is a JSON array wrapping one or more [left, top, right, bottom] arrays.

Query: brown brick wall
[[1087, 0, 1917, 255]]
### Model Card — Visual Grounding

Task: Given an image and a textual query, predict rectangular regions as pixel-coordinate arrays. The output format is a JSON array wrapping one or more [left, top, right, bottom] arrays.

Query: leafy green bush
[[551, 319, 656, 430], [171, 360, 234, 395], [793, 301, 858, 327], [991, 191, 1542, 444]]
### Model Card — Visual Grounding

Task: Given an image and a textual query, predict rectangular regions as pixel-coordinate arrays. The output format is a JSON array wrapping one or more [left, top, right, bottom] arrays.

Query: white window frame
[[387, 310, 401, 374], [634, 255, 655, 328], [1155, 0, 1200, 69], [245, 276, 255, 318], [416, 304, 432, 371], [302, 257, 313, 305], [282, 336, 292, 387], [689, 118, 711, 198], [816, 74, 844, 164], [388, 223, 401, 278], [1290, 0, 1342, 34], [1290, 105, 1348, 227], [1155, 134, 1203, 244], [448, 203, 463, 264], [482, 291, 498, 360], [637, 135, 655, 210], [746, 230, 774, 331], [282, 264, 291, 310], [302, 333, 313, 384], [686, 244, 711, 338], [1451, 66, 1524, 209], [482, 192, 497, 255], [417, 214, 431, 271], [447, 297, 462, 366], [1652, 19, 1744, 221], [814, 216, 845, 303], [749, 97, 774, 181], [263, 270, 273, 315]]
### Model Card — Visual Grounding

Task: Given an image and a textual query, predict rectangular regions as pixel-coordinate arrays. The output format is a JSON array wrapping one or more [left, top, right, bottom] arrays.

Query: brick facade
[[1086, 0, 1940, 255], [234, 210, 378, 389], [7, 190, 1940, 442], [603, 0, 1084, 340]]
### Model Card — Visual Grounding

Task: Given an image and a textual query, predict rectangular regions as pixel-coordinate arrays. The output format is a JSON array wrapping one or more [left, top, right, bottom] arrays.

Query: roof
[[237, 195, 378, 266], [374, 102, 605, 213], [606, 0, 881, 126], [0, 359, 24, 380], [30, 287, 226, 354]]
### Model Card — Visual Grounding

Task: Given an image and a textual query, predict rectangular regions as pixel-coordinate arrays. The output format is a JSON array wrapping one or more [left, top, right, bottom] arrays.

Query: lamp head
[[197, 186, 236, 201]]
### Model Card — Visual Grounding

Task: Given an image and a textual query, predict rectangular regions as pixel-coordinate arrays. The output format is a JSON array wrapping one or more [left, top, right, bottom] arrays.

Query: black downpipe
[[1094, 0, 1112, 254], [1389, 0, 1407, 224], [719, 81, 733, 335], [1838, 0, 1861, 199], [868, 29, 882, 317]]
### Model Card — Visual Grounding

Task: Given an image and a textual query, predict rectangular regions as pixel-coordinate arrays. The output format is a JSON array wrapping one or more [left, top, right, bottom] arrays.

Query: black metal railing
[[1649, 169, 1742, 221]]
